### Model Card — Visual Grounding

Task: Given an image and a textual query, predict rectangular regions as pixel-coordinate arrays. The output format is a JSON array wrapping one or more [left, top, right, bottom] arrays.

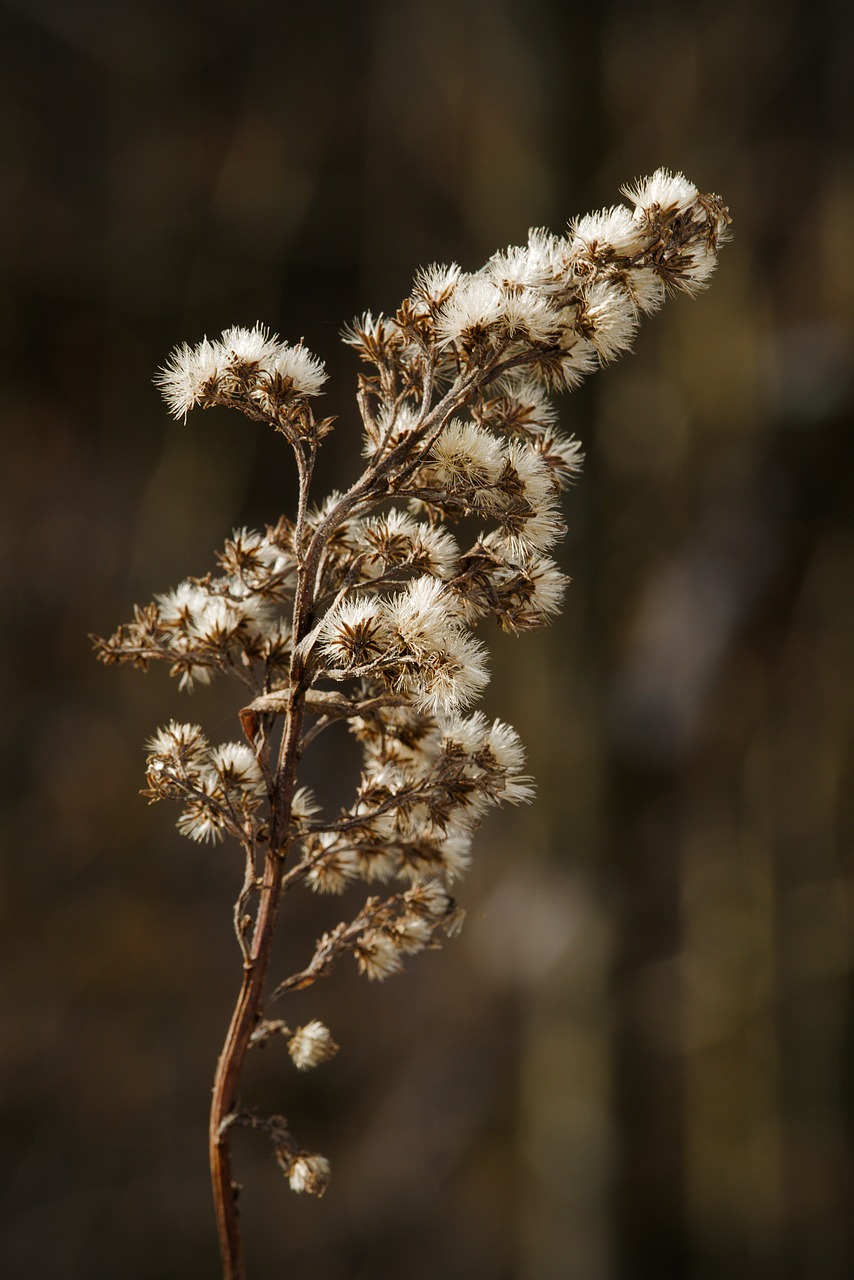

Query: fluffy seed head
[[428, 421, 504, 491], [622, 168, 699, 215], [287, 1153, 331, 1196], [355, 931, 404, 981], [578, 280, 639, 362], [266, 343, 328, 396], [321, 596, 388, 669], [288, 1020, 339, 1071], [436, 276, 505, 346], [570, 204, 642, 259]]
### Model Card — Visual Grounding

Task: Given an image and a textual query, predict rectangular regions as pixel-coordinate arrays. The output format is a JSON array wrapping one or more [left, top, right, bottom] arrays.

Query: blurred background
[[2, 0, 852, 1276]]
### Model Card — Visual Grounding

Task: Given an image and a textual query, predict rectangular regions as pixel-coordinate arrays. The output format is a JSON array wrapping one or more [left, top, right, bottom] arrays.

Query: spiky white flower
[[434, 828, 474, 881], [257, 615, 293, 665], [219, 527, 292, 593], [265, 343, 328, 396], [287, 1153, 330, 1196], [505, 440, 557, 506], [439, 710, 489, 755], [222, 526, 266, 557], [302, 492, 363, 559], [355, 931, 404, 981], [525, 227, 563, 282], [155, 337, 223, 420], [408, 521, 460, 580], [512, 505, 564, 557], [428, 421, 504, 491], [386, 576, 462, 650], [578, 280, 639, 362], [358, 508, 419, 557], [187, 596, 256, 646], [406, 626, 491, 714], [156, 581, 212, 629], [405, 879, 454, 919], [556, 331, 599, 389], [570, 204, 641, 259], [532, 431, 584, 486], [623, 168, 698, 216], [526, 553, 569, 618], [176, 775, 228, 844], [439, 712, 534, 805], [287, 1020, 339, 1071], [435, 276, 505, 345], [354, 843, 399, 883], [291, 787, 320, 824], [362, 401, 421, 457], [208, 743, 265, 797], [321, 596, 388, 669], [356, 509, 460, 581], [218, 323, 279, 367], [493, 442, 566, 555], [487, 243, 556, 292], [485, 717, 529, 773], [146, 720, 210, 764], [255, 538, 295, 575], [499, 288, 562, 343], [389, 915, 434, 954], [304, 836, 359, 894], [677, 239, 721, 293], [411, 262, 462, 308], [341, 309, 393, 352], [497, 374, 561, 432]]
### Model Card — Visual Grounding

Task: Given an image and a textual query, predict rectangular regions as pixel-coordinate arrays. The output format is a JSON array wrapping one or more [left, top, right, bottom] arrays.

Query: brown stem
[[297, 367, 480, 622], [206, 355, 484, 1277], [209, 688, 305, 1280]]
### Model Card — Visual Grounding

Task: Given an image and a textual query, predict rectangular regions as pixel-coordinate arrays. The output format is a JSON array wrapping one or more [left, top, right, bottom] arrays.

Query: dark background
[[2, 0, 853, 1276]]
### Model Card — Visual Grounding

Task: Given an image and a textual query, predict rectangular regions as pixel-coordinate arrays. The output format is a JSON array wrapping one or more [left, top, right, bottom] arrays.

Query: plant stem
[[207, 363, 484, 1276], [209, 687, 305, 1280]]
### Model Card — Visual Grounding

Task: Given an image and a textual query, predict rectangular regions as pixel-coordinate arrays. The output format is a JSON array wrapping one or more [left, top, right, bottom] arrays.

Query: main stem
[[206, 361, 484, 1277], [209, 688, 305, 1280]]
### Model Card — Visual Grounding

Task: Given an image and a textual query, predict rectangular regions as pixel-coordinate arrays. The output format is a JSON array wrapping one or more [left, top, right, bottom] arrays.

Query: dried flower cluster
[[94, 170, 730, 1278]]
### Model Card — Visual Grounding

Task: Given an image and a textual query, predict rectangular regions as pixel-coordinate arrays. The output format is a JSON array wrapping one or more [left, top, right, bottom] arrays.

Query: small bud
[[286, 1152, 331, 1196], [354, 931, 404, 981], [287, 1020, 339, 1071]]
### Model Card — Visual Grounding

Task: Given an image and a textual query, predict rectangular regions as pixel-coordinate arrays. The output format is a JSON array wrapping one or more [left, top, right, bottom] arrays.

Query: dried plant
[[94, 170, 730, 1279]]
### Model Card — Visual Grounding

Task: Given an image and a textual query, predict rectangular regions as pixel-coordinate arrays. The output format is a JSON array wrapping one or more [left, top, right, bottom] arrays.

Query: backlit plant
[[94, 169, 730, 1279]]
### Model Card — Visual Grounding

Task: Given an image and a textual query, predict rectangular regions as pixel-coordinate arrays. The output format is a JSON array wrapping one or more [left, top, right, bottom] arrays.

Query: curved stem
[[206, 347, 500, 1278], [208, 686, 306, 1279], [297, 367, 481, 631]]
